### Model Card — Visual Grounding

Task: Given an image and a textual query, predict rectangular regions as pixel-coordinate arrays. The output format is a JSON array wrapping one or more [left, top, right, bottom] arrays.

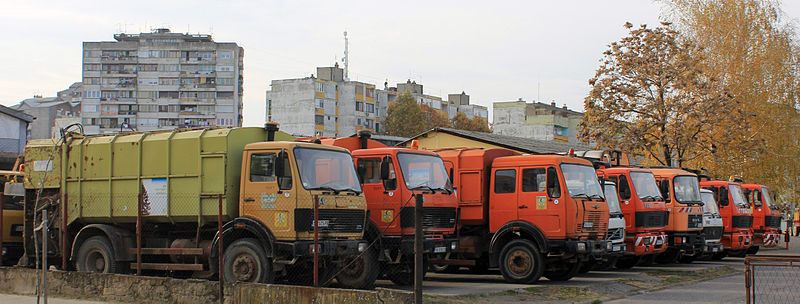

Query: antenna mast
[[343, 31, 349, 81]]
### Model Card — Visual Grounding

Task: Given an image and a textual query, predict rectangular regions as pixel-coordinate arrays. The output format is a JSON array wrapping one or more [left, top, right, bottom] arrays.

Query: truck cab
[[439, 148, 610, 283], [699, 189, 724, 256], [742, 183, 782, 253], [311, 134, 459, 286], [1, 169, 25, 266], [596, 167, 668, 268], [650, 168, 705, 263], [584, 181, 625, 271], [699, 180, 753, 259]]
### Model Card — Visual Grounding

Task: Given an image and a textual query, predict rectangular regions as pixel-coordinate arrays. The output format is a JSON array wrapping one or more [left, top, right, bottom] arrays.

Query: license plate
[[712, 247, 719, 252], [434, 246, 447, 253], [613, 245, 622, 252], [583, 222, 593, 228], [314, 220, 330, 228]]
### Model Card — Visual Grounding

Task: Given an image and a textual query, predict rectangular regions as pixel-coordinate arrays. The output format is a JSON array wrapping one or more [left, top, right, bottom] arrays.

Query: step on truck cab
[[742, 183, 782, 253], [310, 133, 459, 286], [650, 168, 706, 263], [22, 124, 377, 289], [699, 189, 724, 257], [699, 179, 753, 260], [596, 167, 668, 268], [437, 148, 610, 283]]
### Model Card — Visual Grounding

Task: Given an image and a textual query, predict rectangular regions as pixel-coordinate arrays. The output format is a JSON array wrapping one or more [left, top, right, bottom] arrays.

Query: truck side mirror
[[356, 162, 366, 184], [380, 156, 391, 180], [659, 180, 670, 203], [753, 190, 762, 207], [276, 150, 292, 190], [380, 156, 397, 191], [546, 167, 561, 198], [719, 186, 729, 206], [618, 175, 632, 200]]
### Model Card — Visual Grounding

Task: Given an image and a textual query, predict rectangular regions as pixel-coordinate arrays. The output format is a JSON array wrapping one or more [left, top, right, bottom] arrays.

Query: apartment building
[[492, 99, 583, 143], [393, 80, 488, 121], [266, 64, 385, 137], [81, 28, 243, 134], [14, 82, 82, 139]]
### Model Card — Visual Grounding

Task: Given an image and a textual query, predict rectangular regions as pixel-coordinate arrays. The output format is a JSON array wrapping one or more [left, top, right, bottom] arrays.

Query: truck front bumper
[[393, 236, 459, 255], [704, 241, 723, 254], [276, 239, 368, 258], [551, 239, 611, 258], [669, 232, 705, 255], [1, 243, 23, 265]]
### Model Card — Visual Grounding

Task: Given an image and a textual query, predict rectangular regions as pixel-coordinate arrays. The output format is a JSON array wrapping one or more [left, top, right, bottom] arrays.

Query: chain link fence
[[745, 255, 800, 304]]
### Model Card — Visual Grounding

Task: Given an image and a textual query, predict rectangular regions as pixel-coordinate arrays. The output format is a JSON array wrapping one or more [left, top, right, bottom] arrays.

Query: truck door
[[518, 167, 561, 236], [241, 150, 296, 239], [357, 157, 401, 233], [489, 167, 518, 232]]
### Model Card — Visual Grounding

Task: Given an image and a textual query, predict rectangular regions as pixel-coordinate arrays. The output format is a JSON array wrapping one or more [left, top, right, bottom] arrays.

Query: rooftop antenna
[[537, 81, 541, 102], [343, 31, 349, 81]]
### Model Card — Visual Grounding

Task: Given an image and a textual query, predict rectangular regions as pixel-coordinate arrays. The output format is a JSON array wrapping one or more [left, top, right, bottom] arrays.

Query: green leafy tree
[[452, 112, 490, 132], [385, 92, 426, 137]]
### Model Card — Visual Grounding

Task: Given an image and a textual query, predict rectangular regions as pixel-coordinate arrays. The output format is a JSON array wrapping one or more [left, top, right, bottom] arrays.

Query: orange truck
[[595, 167, 668, 268], [650, 168, 706, 263], [742, 183, 782, 253], [311, 133, 460, 285], [435, 148, 611, 283], [699, 179, 753, 259]]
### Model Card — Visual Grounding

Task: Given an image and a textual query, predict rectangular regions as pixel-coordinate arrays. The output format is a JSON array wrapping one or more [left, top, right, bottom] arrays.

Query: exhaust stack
[[265, 122, 280, 142], [357, 130, 372, 149]]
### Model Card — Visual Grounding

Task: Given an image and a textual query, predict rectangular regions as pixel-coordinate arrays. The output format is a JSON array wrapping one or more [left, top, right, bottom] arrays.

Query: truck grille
[[703, 226, 723, 241], [294, 209, 366, 233], [764, 216, 782, 229], [606, 227, 624, 241], [732, 216, 753, 229], [635, 211, 669, 228], [400, 207, 457, 229], [578, 210, 608, 238], [687, 214, 703, 229]]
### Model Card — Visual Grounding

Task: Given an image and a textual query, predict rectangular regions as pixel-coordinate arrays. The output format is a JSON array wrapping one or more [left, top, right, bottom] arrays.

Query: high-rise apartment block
[[80, 28, 243, 134], [493, 99, 583, 143]]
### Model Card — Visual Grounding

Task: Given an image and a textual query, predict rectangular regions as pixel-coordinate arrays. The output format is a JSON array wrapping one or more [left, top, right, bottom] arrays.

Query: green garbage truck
[[21, 125, 378, 288]]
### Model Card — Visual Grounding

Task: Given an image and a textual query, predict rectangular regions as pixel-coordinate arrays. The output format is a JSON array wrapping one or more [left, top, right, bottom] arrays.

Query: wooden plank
[[130, 263, 204, 271], [127, 248, 204, 255]]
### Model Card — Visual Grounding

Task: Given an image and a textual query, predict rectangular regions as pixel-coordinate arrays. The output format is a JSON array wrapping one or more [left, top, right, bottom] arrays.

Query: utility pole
[[414, 193, 424, 304], [343, 31, 349, 81]]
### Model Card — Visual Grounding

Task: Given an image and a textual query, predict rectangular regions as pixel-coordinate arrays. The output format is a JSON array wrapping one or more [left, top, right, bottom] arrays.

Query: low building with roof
[[398, 127, 591, 154], [0, 104, 33, 169]]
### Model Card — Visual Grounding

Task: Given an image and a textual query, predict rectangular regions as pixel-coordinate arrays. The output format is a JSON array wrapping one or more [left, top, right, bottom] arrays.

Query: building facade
[[492, 100, 583, 143], [81, 28, 243, 134], [14, 82, 82, 139], [0, 105, 33, 168], [266, 64, 386, 137], [394, 80, 488, 121]]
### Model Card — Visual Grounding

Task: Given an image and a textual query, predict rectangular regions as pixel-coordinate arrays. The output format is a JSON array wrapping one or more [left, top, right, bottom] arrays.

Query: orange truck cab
[[437, 148, 611, 283], [742, 183, 782, 253], [310, 133, 459, 286], [699, 180, 753, 259], [596, 167, 668, 268], [650, 168, 707, 263]]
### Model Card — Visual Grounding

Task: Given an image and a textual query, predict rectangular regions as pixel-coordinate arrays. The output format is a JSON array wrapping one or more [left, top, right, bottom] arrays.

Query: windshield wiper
[[640, 195, 663, 202], [306, 186, 340, 194], [571, 193, 590, 199], [588, 194, 604, 201]]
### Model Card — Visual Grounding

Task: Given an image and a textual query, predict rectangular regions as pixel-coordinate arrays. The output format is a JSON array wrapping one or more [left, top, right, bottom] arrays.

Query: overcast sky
[[1, 1, 798, 126]]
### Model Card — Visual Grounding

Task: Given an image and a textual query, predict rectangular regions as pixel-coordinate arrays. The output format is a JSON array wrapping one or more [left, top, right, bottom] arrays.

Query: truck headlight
[[682, 237, 687, 244], [606, 242, 612, 251], [309, 244, 323, 254], [655, 237, 664, 246], [577, 242, 587, 253], [357, 242, 368, 253], [451, 241, 458, 251]]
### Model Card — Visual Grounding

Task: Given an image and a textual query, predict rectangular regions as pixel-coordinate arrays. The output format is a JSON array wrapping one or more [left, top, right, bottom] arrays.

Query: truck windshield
[[397, 152, 451, 191], [630, 172, 663, 201], [700, 191, 720, 214], [673, 176, 701, 204], [561, 164, 604, 199], [762, 187, 777, 209], [729, 184, 749, 208], [295, 147, 362, 193], [603, 184, 622, 214]]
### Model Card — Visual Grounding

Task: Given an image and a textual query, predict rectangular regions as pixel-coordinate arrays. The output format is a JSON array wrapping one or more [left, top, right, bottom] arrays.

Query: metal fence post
[[61, 193, 68, 270], [414, 193, 424, 304], [217, 194, 224, 304], [42, 209, 49, 304], [0, 192, 4, 266], [136, 192, 143, 276], [745, 257, 751, 304], [313, 194, 320, 288]]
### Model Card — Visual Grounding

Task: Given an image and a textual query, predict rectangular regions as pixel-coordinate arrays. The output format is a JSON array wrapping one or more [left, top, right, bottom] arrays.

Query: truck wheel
[[710, 251, 727, 261], [638, 254, 656, 266], [431, 264, 460, 273], [544, 261, 581, 281], [385, 257, 428, 286], [678, 254, 696, 264], [655, 249, 680, 264], [614, 256, 639, 269], [746, 246, 760, 255], [223, 238, 274, 284], [76, 236, 123, 273], [594, 256, 618, 271], [498, 239, 544, 284], [336, 248, 380, 289], [727, 249, 747, 258]]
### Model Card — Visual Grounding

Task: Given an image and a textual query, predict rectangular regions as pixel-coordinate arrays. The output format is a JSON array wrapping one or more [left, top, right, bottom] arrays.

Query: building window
[[315, 83, 324, 92], [83, 77, 100, 85], [218, 78, 234, 85], [356, 102, 364, 112], [315, 99, 324, 108], [217, 65, 234, 72], [219, 51, 234, 60], [315, 115, 324, 125], [366, 103, 374, 113], [365, 119, 374, 128]]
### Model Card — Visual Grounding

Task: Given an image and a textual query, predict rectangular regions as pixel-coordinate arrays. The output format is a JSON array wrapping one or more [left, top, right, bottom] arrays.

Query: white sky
[[1, 1, 798, 126]]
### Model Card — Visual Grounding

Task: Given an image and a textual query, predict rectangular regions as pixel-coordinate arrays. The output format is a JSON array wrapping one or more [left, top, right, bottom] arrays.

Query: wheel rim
[[507, 248, 533, 277], [86, 250, 107, 272], [231, 253, 259, 282]]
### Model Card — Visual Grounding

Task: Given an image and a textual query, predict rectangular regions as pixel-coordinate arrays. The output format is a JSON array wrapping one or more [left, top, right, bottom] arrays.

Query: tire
[[638, 254, 656, 266], [746, 246, 760, 255], [655, 249, 680, 264], [385, 257, 428, 286], [336, 248, 380, 289], [614, 256, 640, 270], [544, 261, 581, 282], [431, 264, 460, 274], [593, 256, 618, 271], [727, 249, 747, 258], [678, 254, 696, 264], [710, 251, 727, 261], [498, 239, 544, 284], [75, 236, 123, 274], [223, 238, 274, 284]]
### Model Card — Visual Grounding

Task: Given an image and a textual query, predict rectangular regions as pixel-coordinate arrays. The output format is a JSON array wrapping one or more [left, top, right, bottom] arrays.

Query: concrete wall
[[0, 112, 27, 155], [266, 78, 316, 136], [0, 267, 413, 304]]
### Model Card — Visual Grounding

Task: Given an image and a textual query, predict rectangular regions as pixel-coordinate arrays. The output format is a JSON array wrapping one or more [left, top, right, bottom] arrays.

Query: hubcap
[[507, 249, 532, 277], [87, 251, 106, 272], [232, 254, 258, 282]]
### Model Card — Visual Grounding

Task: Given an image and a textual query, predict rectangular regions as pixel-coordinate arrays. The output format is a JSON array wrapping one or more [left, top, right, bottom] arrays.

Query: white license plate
[[712, 247, 719, 252], [613, 245, 622, 252], [434, 246, 447, 253], [314, 220, 330, 228], [583, 222, 593, 228]]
